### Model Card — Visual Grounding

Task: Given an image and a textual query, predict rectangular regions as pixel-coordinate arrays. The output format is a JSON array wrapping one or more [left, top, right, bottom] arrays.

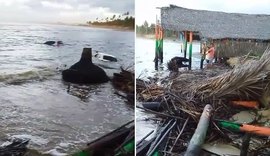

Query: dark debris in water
[[0, 138, 30, 156], [112, 67, 134, 105]]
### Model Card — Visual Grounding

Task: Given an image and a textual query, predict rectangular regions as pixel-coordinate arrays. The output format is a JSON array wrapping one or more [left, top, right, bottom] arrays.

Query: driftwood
[[240, 133, 251, 156], [112, 67, 134, 104], [185, 104, 213, 156]]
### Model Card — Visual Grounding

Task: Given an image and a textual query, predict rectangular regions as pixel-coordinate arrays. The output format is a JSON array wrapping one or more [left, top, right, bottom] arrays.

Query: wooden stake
[[159, 27, 163, 64], [154, 19, 158, 70], [240, 133, 251, 156], [184, 104, 213, 156], [200, 42, 204, 69], [188, 32, 193, 70], [184, 31, 187, 58]]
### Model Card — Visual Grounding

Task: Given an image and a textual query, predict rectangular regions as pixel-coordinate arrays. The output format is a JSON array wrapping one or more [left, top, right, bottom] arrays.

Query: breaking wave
[[0, 67, 57, 84]]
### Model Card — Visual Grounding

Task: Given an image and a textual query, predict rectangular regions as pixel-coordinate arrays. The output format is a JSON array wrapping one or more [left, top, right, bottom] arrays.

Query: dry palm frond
[[137, 48, 270, 122], [136, 48, 270, 156], [189, 48, 270, 102]]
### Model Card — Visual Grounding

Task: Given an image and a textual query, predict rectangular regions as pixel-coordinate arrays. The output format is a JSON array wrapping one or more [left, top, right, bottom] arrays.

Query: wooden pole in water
[[154, 16, 158, 70], [160, 27, 163, 64], [200, 41, 204, 69], [180, 32, 183, 53], [184, 31, 187, 58], [188, 32, 193, 70], [184, 104, 213, 156]]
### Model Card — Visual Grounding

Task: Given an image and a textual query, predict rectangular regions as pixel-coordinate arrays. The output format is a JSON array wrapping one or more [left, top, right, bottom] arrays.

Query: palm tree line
[[86, 11, 134, 29]]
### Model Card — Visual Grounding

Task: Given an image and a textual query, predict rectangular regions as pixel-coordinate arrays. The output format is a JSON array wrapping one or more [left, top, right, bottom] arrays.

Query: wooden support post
[[154, 23, 158, 70], [185, 104, 213, 156], [188, 32, 193, 70], [159, 27, 163, 64], [154, 19, 164, 70], [180, 32, 183, 53], [200, 42, 204, 69], [184, 31, 187, 58]]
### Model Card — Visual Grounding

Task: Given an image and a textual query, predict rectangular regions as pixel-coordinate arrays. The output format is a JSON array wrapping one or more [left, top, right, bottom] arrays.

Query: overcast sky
[[136, 0, 270, 25], [0, 0, 134, 24]]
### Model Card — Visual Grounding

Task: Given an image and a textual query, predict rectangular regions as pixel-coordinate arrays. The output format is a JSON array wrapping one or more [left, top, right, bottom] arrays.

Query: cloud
[[0, 0, 134, 23], [58, 6, 116, 23], [41, 1, 73, 10], [0, 0, 30, 6], [136, 0, 270, 25]]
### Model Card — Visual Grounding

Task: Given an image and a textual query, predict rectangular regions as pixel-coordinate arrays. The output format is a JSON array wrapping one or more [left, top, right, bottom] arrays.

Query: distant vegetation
[[87, 12, 135, 30], [136, 21, 177, 38]]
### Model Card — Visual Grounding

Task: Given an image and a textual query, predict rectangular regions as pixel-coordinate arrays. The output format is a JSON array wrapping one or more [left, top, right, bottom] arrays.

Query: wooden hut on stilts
[[157, 5, 270, 70]]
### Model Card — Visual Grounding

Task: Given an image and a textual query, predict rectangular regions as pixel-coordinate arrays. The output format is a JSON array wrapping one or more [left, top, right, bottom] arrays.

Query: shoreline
[[78, 24, 134, 32], [136, 33, 186, 41], [136, 33, 202, 43], [136, 34, 155, 39]]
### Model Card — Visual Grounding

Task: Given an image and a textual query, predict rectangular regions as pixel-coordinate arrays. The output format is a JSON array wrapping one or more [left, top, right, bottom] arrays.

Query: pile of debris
[[112, 67, 135, 105], [136, 48, 270, 155]]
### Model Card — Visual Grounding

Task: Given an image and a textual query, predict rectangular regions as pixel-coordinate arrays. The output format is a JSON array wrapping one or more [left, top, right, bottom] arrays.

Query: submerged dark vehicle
[[73, 120, 134, 156], [44, 41, 63, 46]]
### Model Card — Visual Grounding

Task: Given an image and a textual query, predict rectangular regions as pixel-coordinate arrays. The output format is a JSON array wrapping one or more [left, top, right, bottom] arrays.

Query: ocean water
[[136, 37, 201, 141], [135, 37, 201, 78], [0, 23, 134, 154]]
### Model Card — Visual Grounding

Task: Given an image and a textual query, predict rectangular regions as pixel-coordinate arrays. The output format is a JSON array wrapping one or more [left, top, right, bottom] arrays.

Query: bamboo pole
[[184, 104, 213, 156]]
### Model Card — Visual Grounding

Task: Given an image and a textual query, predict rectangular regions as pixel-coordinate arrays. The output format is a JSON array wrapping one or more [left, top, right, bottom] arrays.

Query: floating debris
[[73, 120, 134, 156], [202, 143, 240, 156], [0, 138, 29, 156], [112, 67, 134, 105]]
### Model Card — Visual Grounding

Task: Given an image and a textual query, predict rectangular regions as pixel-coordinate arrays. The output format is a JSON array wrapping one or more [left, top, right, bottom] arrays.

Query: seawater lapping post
[[200, 41, 204, 69], [188, 31, 193, 70], [180, 31, 192, 70], [179, 32, 184, 53], [184, 31, 188, 58], [154, 20, 164, 70]]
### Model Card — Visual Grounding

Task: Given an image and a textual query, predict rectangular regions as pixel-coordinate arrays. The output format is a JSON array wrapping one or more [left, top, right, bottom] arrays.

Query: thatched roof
[[161, 5, 270, 40]]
